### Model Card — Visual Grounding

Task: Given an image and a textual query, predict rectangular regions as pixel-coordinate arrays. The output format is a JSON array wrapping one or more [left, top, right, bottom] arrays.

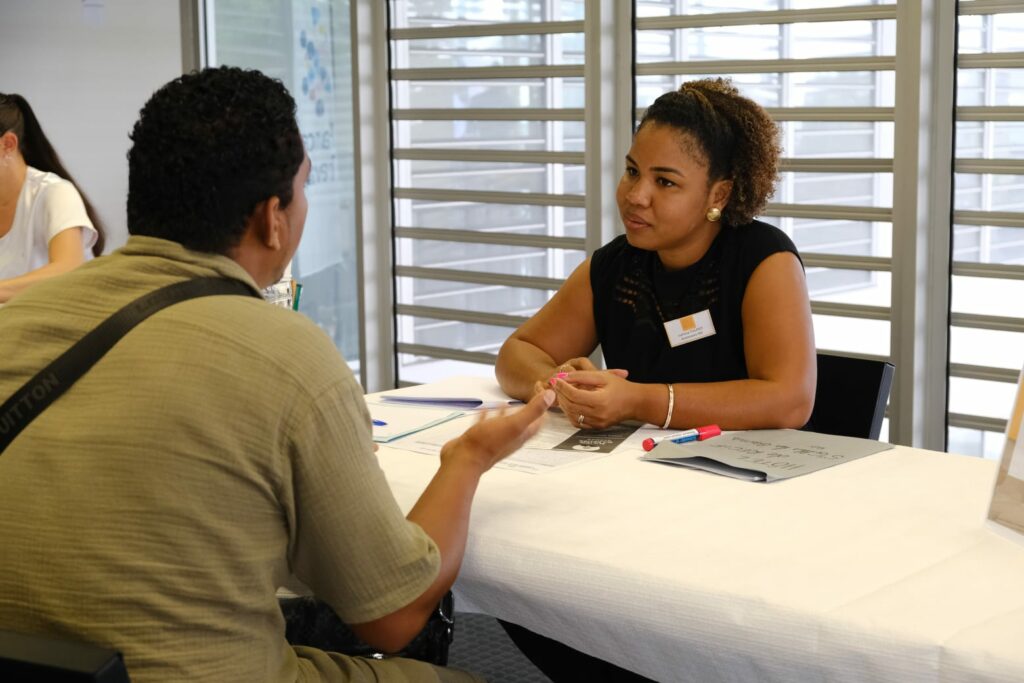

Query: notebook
[[367, 402, 464, 443], [378, 375, 523, 410]]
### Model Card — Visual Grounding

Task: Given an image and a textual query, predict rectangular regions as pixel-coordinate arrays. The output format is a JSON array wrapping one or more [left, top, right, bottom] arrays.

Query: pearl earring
[[706, 207, 722, 222]]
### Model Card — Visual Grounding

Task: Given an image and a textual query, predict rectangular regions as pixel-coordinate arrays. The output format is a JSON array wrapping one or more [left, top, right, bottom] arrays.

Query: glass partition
[[205, 0, 362, 374]]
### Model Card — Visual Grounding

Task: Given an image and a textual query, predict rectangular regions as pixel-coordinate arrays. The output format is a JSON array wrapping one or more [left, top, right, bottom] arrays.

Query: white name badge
[[663, 309, 717, 348]]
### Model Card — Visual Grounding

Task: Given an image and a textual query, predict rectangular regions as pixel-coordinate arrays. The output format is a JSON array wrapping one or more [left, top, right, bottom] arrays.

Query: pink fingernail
[[548, 377, 558, 386], [556, 372, 569, 379]]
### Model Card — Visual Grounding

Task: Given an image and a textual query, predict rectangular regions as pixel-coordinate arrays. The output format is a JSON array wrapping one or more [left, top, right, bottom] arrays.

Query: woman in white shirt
[[0, 93, 104, 302]]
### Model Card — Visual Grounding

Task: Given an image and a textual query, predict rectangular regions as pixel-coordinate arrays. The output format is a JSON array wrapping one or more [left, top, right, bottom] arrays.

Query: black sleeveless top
[[590, 220, 800, 384]]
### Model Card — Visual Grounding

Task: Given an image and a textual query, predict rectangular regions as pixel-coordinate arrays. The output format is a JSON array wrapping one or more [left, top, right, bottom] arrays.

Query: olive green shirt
[[0, 237, 441, 681]]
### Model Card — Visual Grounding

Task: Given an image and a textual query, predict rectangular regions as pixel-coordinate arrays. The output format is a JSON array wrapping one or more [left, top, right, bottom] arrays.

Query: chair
[[0, 630, 130, 682], [803, 352, 895, 440]]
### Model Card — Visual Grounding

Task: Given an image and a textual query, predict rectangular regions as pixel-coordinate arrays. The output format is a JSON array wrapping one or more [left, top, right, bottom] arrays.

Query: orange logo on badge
[[680, 315, 697, 332]]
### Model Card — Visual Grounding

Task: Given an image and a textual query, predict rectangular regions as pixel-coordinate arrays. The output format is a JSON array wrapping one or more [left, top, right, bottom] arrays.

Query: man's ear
[[250, 196, 284, 250]]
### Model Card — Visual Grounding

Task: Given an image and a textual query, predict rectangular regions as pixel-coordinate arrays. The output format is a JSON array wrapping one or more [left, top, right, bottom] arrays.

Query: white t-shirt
[[0, 166, 98, 280]]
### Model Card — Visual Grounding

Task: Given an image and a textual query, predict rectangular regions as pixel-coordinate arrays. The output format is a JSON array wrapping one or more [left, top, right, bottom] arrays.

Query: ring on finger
[[578, 413, 585, 426]]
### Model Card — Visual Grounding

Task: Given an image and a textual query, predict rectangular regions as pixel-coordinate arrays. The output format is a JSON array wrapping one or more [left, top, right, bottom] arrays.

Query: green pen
[[292, 283, 303, 311]]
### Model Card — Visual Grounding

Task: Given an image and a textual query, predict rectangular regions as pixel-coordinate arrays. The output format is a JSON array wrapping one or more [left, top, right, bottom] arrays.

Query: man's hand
[[440, 389, 555, 473]]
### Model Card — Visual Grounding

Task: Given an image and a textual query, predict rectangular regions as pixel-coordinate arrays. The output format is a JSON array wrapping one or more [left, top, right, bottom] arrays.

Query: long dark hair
[[0, 93, 106, 255]]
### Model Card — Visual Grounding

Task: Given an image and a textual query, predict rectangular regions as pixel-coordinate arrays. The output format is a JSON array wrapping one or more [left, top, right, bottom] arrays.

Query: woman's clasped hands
[[533, 357, 632, 430]]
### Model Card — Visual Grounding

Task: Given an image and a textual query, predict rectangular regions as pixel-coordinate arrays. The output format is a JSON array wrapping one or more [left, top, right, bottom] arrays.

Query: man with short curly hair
[[0, 66, 552, 682]]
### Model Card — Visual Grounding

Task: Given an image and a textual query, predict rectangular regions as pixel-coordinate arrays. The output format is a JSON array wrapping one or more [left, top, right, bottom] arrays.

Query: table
[[376, 411, 1024, 682]]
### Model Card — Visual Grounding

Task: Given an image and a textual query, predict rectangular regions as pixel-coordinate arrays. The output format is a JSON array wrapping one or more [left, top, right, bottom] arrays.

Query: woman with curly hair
[[496, 78, 816, 434], [0, 93, 105, 302]]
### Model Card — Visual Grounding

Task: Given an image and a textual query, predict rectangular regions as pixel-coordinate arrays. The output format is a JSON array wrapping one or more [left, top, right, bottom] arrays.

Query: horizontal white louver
[[947, 0, 1024, 457], [388, 0, 588, 384]]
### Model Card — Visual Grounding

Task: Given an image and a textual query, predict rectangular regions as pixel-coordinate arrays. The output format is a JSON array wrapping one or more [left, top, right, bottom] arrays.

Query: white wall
[[0, 0, 184, 252]]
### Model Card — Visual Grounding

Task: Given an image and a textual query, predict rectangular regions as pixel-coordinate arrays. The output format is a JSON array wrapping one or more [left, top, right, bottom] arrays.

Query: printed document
[[392, 415, 638, 474]]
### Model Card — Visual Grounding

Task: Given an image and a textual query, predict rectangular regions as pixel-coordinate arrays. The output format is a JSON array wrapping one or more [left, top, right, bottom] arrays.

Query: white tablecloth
[[376, 413, 1024, 682]]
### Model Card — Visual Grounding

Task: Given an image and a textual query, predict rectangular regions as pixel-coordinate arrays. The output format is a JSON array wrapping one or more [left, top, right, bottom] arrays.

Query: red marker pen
[[642, 424, 721, 452]]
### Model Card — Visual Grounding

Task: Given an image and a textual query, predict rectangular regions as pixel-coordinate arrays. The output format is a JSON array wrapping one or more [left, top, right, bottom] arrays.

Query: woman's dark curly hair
[[127, 66, 304, 254], [637, 78, 781, 226]]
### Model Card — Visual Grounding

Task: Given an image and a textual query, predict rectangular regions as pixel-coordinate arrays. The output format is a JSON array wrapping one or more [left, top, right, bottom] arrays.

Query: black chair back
[[0, 630, 130, 682], [803, 353, 895, 440]]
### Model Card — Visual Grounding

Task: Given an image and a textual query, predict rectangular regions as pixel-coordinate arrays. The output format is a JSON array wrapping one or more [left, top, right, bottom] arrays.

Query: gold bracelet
[[661, 383, 674, 430]]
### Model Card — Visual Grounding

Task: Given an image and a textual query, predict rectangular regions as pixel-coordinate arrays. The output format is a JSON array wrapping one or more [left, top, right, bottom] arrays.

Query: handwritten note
[[641, 429, 893, 482]]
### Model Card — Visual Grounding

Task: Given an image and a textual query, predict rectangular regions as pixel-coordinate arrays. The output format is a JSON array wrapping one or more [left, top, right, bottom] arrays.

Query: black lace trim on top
[[610, 233, 724, 330]]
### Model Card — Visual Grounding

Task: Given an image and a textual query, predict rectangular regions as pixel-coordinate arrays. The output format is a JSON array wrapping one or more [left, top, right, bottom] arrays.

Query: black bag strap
[[0, 277, 260, 454]]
